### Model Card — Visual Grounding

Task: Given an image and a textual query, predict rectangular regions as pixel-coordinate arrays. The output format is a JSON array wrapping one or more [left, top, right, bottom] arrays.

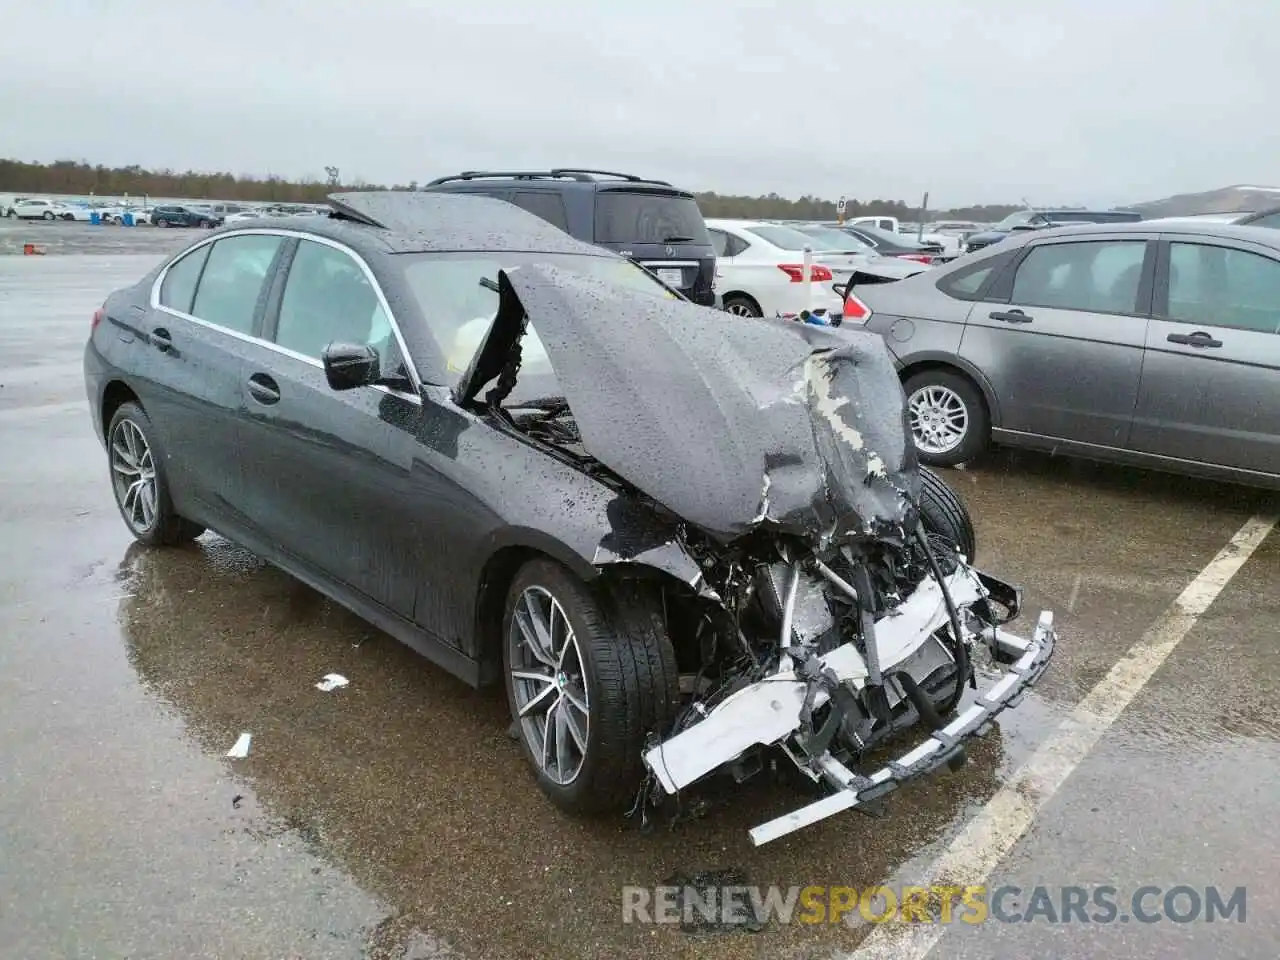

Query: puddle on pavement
[[113, 536, 1032, 959]]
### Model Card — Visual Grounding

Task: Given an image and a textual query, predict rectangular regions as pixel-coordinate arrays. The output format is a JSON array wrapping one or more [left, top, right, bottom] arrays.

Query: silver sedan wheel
[[110, 419, 158, 534], [908, 384, 969, 455], [725, 302, 756, 317], [508, 586, 590, 785]]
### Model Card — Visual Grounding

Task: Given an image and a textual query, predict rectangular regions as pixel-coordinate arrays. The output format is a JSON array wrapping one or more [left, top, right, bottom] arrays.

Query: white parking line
[[845, 513, 1276, 960]]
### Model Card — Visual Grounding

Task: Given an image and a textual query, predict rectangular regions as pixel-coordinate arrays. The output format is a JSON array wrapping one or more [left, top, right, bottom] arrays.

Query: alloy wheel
[[508, 585, 590, 785], [110, 419, 159, 534], [725, 302, 756, 317], [908, 384, 969, 455]]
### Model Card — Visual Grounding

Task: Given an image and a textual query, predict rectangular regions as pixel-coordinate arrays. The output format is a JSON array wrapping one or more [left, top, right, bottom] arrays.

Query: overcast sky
[[3, 0, 1276, 207]]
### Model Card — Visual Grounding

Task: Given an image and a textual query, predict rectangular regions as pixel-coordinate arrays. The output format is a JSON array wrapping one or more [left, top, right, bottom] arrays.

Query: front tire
[[106, 402, 205, 546], [917, 467, 976, 561], [503, 559, 678, 814], [42, 211, 54, 221], [903, 369, 989, 466]]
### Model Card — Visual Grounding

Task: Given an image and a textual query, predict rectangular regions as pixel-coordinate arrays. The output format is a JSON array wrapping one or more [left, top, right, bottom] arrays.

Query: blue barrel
[[89, 211, 101, 225], [122, 212, 134, 227]]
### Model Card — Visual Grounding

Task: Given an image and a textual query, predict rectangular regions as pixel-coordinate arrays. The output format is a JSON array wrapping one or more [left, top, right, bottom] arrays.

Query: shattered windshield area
[[399, 251, 679, 398]]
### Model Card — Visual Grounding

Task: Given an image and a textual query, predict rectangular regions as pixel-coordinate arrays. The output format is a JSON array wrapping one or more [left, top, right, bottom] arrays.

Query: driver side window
[[275, 240, 402, 373]]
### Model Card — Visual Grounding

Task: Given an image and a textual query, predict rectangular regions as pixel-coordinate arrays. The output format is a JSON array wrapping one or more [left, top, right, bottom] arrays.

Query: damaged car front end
[[455, 264, 1056, 845]]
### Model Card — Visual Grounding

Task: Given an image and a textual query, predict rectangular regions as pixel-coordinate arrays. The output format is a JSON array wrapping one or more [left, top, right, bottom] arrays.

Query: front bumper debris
[[641, 566, 1057, 846]]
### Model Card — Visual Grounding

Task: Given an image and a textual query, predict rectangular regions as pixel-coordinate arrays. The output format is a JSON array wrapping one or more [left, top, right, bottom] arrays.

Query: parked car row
[[0, 195, 332, 226]]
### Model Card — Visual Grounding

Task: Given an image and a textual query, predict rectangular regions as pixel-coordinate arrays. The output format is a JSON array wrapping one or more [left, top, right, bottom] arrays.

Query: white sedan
[[705, 219, 851, 319], [12, 198, 64, 220]]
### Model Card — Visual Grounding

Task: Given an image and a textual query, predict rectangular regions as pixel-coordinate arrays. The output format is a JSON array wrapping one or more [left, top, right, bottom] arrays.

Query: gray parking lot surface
[[0, 217, 195, 257], [2, 243, 1277, 959]]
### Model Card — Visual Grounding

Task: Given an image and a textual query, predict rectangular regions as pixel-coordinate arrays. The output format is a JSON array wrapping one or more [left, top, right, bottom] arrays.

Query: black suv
[[964, 209, 1143, 253], [422, 168, 716, 306], [151, 205, 222, 228]]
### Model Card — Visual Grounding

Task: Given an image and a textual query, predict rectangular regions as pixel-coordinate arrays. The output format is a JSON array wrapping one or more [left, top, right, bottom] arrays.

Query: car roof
[[1001, 220, 1280, 248], [705, 218, 786, 229], [215, 191, 610, 258]]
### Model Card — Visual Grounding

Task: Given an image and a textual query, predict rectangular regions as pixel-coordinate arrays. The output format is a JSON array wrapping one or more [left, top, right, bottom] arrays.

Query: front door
[[1130, 238, 1280, 475], [236, 236, 424, 617], [960, 236, 1153, 447]]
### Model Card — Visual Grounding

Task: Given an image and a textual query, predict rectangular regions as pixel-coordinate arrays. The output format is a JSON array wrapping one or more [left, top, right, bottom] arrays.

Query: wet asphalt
[[2, 221, 1278, 959]]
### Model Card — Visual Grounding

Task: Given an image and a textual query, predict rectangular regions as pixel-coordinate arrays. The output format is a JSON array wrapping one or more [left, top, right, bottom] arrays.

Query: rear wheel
[[722, 294, 762, 317], [903, 369, 989, 466], [42, 211, 54, 220], [107, 402, 205, 546], [917, 466, 976, 561], [503, 559, 678, 814]]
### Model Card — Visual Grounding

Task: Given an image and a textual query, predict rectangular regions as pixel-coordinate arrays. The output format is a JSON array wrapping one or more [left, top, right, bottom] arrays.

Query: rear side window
[[159, 244, 211, 313], [1167, 243, 1280, 334], [594, 191, 710, 246], [1009, 240, 1147, 314], [190, 235, 284, 334], [511, 191, 569, 232], [936, 258, 1004, 300]]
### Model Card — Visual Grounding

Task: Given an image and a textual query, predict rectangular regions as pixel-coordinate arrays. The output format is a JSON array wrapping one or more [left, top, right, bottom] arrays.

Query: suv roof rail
[[424, 169, 673, 187], [548, 167, 671, 185], [425, 170, 597, 185]]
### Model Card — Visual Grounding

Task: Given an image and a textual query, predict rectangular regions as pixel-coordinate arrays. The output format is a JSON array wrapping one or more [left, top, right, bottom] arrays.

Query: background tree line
[[0, 158, 1022, 221]]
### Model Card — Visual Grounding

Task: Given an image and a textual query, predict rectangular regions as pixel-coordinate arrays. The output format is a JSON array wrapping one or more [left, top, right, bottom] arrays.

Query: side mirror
[[322, 342, 380, 391]]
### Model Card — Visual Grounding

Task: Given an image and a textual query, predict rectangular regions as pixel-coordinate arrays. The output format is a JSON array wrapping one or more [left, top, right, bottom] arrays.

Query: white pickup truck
[[848, 215, 961, 255]]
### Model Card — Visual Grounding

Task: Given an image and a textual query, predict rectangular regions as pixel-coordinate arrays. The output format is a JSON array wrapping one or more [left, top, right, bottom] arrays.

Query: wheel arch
[[720, 291, 762, 315], [100, 379, 143, 441], [470, 528, 708, 684], [898, 354, 1001, 428]]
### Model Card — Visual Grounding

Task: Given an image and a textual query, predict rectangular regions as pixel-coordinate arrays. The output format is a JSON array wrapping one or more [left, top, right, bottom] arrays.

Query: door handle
[[989, 309, 1033, 324], [1166, 331, 1222, 348], [150, 327, 173, 352], [247, 373, 280, 405]]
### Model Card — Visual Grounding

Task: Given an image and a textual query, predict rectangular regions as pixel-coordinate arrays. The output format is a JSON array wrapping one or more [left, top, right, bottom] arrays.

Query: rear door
[[592, 188, 715, 304], [236, 236, 424, 617], [960, 235, 1154, 446], [1129, 237, 1280, 474], [143, 232, 287, 522]]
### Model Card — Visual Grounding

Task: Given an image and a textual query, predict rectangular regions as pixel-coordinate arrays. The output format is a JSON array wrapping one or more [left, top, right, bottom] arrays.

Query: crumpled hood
[[463, 264, 921, 543]]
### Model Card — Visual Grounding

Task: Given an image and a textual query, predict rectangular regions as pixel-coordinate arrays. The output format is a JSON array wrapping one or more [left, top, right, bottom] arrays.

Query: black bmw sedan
[[84, 191, 1048, 838]]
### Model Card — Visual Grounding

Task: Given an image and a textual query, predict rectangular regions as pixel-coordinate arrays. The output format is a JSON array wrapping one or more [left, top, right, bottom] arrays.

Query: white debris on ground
[[315, 673, 349, 692], [226, 732, 252, 758]]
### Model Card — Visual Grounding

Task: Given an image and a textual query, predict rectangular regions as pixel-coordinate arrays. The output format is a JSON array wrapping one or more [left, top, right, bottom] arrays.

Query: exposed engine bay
[[457, 264, 1056, 845]]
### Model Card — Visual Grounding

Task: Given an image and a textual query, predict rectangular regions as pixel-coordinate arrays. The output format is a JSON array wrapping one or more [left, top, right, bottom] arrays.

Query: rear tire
[[722, 294, 762, 317], [903, 369, 989, 466], [917, 466, 976, 561], [42, 211, 54, 221], [503, 559, 678, 814], [106, 402, 205, 546]]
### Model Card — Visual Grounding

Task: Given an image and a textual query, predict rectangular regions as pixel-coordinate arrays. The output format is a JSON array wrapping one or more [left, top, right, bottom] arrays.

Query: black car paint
[[420, 174, 718, 307], [85, 195, 716, 685], [458, 265, 920, 542], [151, 205, 223, 228], [838, 224, 945, 257]]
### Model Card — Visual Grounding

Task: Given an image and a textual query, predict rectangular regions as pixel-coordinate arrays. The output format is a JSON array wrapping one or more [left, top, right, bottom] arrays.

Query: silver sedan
[[845, 221, 1280, 490]]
